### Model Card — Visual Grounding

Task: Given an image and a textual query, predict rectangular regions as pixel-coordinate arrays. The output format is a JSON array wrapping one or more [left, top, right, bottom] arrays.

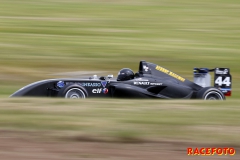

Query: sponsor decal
[[135, 78, 149, 81], [63, 82, 102, 87], [155, 65, 185, 82], [102, 88, 108, 94], [215, 68, 228, 74], [143, 65, 149, 72], [57, 81, 65, 88], [65, 82, 73, 85], [219, 88, 231, 94], [81, 83, 101, 87], [101, 81, 108, 88], [92, 88, 102, 93], [134, 82, 163, 86], [187, 147, 236, 156], [220, 88, 231, 91], [92, 88, 108, 94], [134, 82, 150, 85], [150, 82, 163, 86]]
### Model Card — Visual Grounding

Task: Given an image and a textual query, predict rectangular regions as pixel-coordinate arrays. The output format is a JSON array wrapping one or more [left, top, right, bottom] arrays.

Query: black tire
[[58, 84, 87, 99], [197, 87, 225, 100]]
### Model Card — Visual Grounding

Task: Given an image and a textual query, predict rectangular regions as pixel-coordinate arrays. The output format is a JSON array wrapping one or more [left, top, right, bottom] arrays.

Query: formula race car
[[10, 61, 232, 100]]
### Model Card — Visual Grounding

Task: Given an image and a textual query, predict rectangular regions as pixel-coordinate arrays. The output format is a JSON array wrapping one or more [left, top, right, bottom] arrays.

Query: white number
[[215, 77, 231, 86], [215, 77, 222, 86], [223, 77, 231, 86]]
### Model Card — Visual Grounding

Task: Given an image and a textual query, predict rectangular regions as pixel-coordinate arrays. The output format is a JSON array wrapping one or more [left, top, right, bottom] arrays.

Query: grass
[[0, 0, 239, 146], [0, 98, 240, 144], [0, 0, 240, 98]]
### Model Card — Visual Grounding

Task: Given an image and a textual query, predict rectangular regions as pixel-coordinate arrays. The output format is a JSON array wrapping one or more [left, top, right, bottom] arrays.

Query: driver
[[117, 68, 134, 81]]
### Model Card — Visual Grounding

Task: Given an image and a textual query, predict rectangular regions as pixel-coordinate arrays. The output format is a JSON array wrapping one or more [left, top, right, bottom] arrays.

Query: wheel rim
[[204, 91, 223, 100], [65, 88, 85, 99]]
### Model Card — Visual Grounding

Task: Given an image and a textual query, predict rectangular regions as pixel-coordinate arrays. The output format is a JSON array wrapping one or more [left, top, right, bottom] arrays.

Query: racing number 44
[[215, 76, 231, 86]]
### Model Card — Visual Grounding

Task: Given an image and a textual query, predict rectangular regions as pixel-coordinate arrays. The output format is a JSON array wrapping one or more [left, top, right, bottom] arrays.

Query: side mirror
[[107, 75, 113, 79]]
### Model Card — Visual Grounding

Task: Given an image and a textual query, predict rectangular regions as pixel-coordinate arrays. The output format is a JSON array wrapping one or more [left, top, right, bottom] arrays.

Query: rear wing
[[193, 68, 232, 96]]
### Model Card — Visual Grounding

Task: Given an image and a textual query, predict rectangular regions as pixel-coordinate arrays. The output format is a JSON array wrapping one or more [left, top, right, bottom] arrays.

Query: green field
[[0, 98, 240, 145], [0, 0, 240, 98], [0, 1, 240, 153]]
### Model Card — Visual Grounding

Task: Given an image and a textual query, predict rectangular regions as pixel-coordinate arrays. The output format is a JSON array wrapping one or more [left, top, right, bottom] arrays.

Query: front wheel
[[65, 88, 86, 99], [58, 84, 87, 99], [197, 87, 225, 100]]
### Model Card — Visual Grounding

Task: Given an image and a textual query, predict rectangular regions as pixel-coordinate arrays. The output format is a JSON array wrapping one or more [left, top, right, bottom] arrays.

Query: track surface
[[0, 131, 239, 160]]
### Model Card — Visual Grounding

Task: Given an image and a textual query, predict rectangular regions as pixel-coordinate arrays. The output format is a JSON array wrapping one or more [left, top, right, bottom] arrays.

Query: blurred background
[[0, 0, 240, 159], [0, 0, 239, 98]]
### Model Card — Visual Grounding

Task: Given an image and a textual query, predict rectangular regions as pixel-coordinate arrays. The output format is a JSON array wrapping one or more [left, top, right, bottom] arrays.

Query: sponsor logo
[[101, 81, 108, 88], [215, 68, 228, 74], [220, 88, 231, 93], [65, 82, 74, 85], [57, 81, 65, 88], [187, 147, 236, 156], [143, 65, 149, 72], [92, 88, 102, 93], [92, 88, 108, 94], [134, 82, 150, 85], [221, 90, 228, 93], [155, 65, 185, 82], [135, 78, 149, 81], [102, 88, 108, 94], [150, 82, 163, 86], [81, 83, 101, 87], [134, 82, 163, 86]]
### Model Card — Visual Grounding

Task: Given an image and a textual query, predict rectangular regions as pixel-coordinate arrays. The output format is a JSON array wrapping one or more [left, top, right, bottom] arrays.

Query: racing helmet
[[117, 68, 134, 81]]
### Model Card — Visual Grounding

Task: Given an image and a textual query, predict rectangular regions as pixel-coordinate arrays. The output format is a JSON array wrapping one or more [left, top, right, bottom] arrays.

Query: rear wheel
[[197, 87, 225, 100], [204, 91, 223, 100]]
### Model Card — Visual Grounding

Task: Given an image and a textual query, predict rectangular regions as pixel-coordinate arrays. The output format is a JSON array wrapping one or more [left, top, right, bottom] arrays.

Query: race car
[[10, 61, 232, 100]]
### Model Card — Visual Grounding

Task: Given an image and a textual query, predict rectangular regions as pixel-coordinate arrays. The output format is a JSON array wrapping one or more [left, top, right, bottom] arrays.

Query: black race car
[[10, 61, 232, 100]]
